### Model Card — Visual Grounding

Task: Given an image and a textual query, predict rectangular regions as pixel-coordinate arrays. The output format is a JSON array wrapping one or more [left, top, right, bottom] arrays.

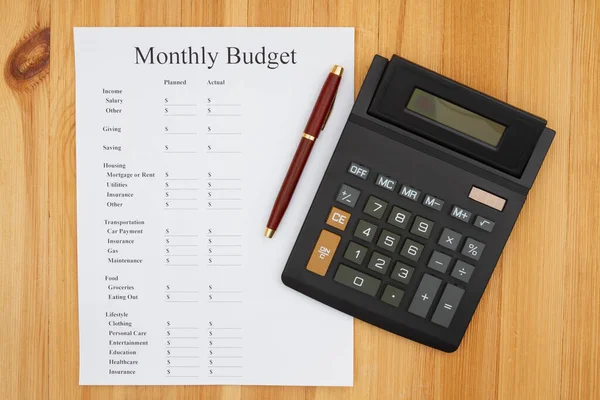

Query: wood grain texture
[[1, 0, 598, 398]]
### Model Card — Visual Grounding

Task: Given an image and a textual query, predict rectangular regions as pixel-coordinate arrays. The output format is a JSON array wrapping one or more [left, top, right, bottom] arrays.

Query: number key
[[367, 252, 392, 274], [391, 262, 415, 285], [343, 241, 368, 265], [400, 238, 424, 262], [410, 216, 435, 239], [354, 220, 378, 243], [376, 229, 401, 252], [387, 206, 411, 230], [363, 196, 388, 219]]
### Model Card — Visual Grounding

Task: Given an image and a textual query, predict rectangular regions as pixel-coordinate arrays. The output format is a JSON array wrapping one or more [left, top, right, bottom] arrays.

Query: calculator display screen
[[406, 88, 506, 147]]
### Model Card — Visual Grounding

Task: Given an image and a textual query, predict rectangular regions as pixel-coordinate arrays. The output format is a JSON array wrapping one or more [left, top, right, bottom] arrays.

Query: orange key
[[306, 230, 340, 276], [326, 207, 351, 231]]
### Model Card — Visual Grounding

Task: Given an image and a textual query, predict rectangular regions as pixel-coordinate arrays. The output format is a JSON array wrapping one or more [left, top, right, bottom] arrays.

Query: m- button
[[306, 230, 340, 276], [326, 207, 351, 231]]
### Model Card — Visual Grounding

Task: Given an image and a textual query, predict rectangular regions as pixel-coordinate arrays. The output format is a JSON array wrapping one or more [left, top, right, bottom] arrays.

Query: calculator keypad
[[422, 194, 444, 211], [305, 161, 494, 330], [391, 262, 415, 284], [387, 206, 411, 229], [410, 216, 434, 239], [343, 241, 368, 265], [336, 184, 361, 207], [400, 239, 424, 262], [427, 251, 452, 273], [376, 229, 401, 252], [334, 264, 381, 296], [363, 196, 388, 219], [438, 228, 462, 251], [381, 285, 404, 307], [354, 220, 378, 242], [367, 252, 392, 274], [408, 274, 441, 318]]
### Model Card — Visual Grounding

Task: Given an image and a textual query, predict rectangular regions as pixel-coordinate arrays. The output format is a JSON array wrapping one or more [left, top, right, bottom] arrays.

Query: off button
[[306, 230, 341, 276]]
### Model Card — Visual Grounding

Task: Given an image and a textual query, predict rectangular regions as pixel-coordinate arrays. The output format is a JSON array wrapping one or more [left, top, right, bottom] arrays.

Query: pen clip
[[321, 92, 337, 130]]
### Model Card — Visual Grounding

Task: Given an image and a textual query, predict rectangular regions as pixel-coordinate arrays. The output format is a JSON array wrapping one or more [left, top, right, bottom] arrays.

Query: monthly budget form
[[74, 28, 354, 386]]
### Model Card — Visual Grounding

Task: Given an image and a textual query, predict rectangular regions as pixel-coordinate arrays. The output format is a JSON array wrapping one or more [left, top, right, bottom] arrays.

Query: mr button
[[306, 230, 340, 276]]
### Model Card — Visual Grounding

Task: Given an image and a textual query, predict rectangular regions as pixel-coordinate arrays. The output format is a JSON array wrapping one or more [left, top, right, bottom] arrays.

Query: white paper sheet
[[74, 27, 354, 386]]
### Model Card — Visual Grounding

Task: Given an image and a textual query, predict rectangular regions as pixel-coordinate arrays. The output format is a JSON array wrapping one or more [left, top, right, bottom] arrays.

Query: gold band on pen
[[331, 65, 344, 76], [264, 228, 275, 238], [302, 133, 316, 141]]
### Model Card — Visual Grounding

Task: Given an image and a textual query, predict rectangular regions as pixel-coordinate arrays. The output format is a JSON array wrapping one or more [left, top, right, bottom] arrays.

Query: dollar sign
[[165, 192, 169, 198], [207, 98, 211, 103], [207, 107, 211, 113], [208, 192, 211, 198], [166, 320, 170, 326], [166, 258, 170, 264], [165, 228, 170, 234], [165, 172, 169, 178], [208, 248, 212, 253], [209, 340, 213, 346], [166, 238, 170, 244], [167, 330, 170, 336], [208, 126, 211, 132], [166, 285, 170, 290], [209, 350, 213, 355], [208, 285, 213, 291], [208, 229, 212, 234], [164, 107, 168, 113], [208, 238, 212, 244], [167, 360, 171, 365], [209, 331, 212, 336], [208, 182, 212, 188], [167, 369, 171, 374], [209, 369, 213, 375], [208, 258, 212, 263], [165, 98, 169, 103], [167, 340, 171, 345], [165, 202, 169, 208], [164, 126, 169, 132], [166, 294, 170, 300], [209, 294, 213, 300], [165, 182, 169, 188], [209, 360, 213, 365], [207, 171, 212, 177], [207, 145, 212, 151], [167, 350, 171, 355], [165, 145, 169, 151], [166, 248, 170, 254], [208, 202, 212, 207]]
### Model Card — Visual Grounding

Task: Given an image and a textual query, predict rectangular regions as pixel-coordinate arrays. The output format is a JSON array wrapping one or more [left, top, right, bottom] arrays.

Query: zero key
[[305, 230, 340, 276]]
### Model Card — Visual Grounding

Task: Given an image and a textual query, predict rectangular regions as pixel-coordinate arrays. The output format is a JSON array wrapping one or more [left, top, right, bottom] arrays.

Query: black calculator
[[282, 55, 555, 352]]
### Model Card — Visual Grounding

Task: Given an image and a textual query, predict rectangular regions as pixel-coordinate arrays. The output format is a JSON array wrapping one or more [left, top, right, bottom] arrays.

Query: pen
[[265, 65, 344, 238]]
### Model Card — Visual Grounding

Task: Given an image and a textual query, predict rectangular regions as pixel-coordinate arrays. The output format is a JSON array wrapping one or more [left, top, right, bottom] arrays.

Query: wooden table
[[1, 0, 599, 399]]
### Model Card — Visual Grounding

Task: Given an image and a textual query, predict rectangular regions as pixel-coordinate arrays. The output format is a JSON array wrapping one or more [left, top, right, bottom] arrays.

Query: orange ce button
[[326, 207, 351, 231]]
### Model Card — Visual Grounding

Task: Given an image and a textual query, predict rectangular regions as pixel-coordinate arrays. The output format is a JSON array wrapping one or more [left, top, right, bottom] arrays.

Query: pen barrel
[[266, 137, 315, 232], [303, 72, 342, 137]]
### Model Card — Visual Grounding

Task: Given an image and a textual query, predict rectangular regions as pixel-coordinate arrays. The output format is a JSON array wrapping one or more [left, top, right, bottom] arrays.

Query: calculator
[[281, 55, 555, 352]]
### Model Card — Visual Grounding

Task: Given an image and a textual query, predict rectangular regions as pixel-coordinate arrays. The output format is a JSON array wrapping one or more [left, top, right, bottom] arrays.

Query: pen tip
[[331, 65, 344, 76], [264, 228, 275, 238]]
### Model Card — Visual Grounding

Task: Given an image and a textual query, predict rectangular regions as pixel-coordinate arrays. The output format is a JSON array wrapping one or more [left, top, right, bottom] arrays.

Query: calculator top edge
[[350, 55, 555, 193]]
